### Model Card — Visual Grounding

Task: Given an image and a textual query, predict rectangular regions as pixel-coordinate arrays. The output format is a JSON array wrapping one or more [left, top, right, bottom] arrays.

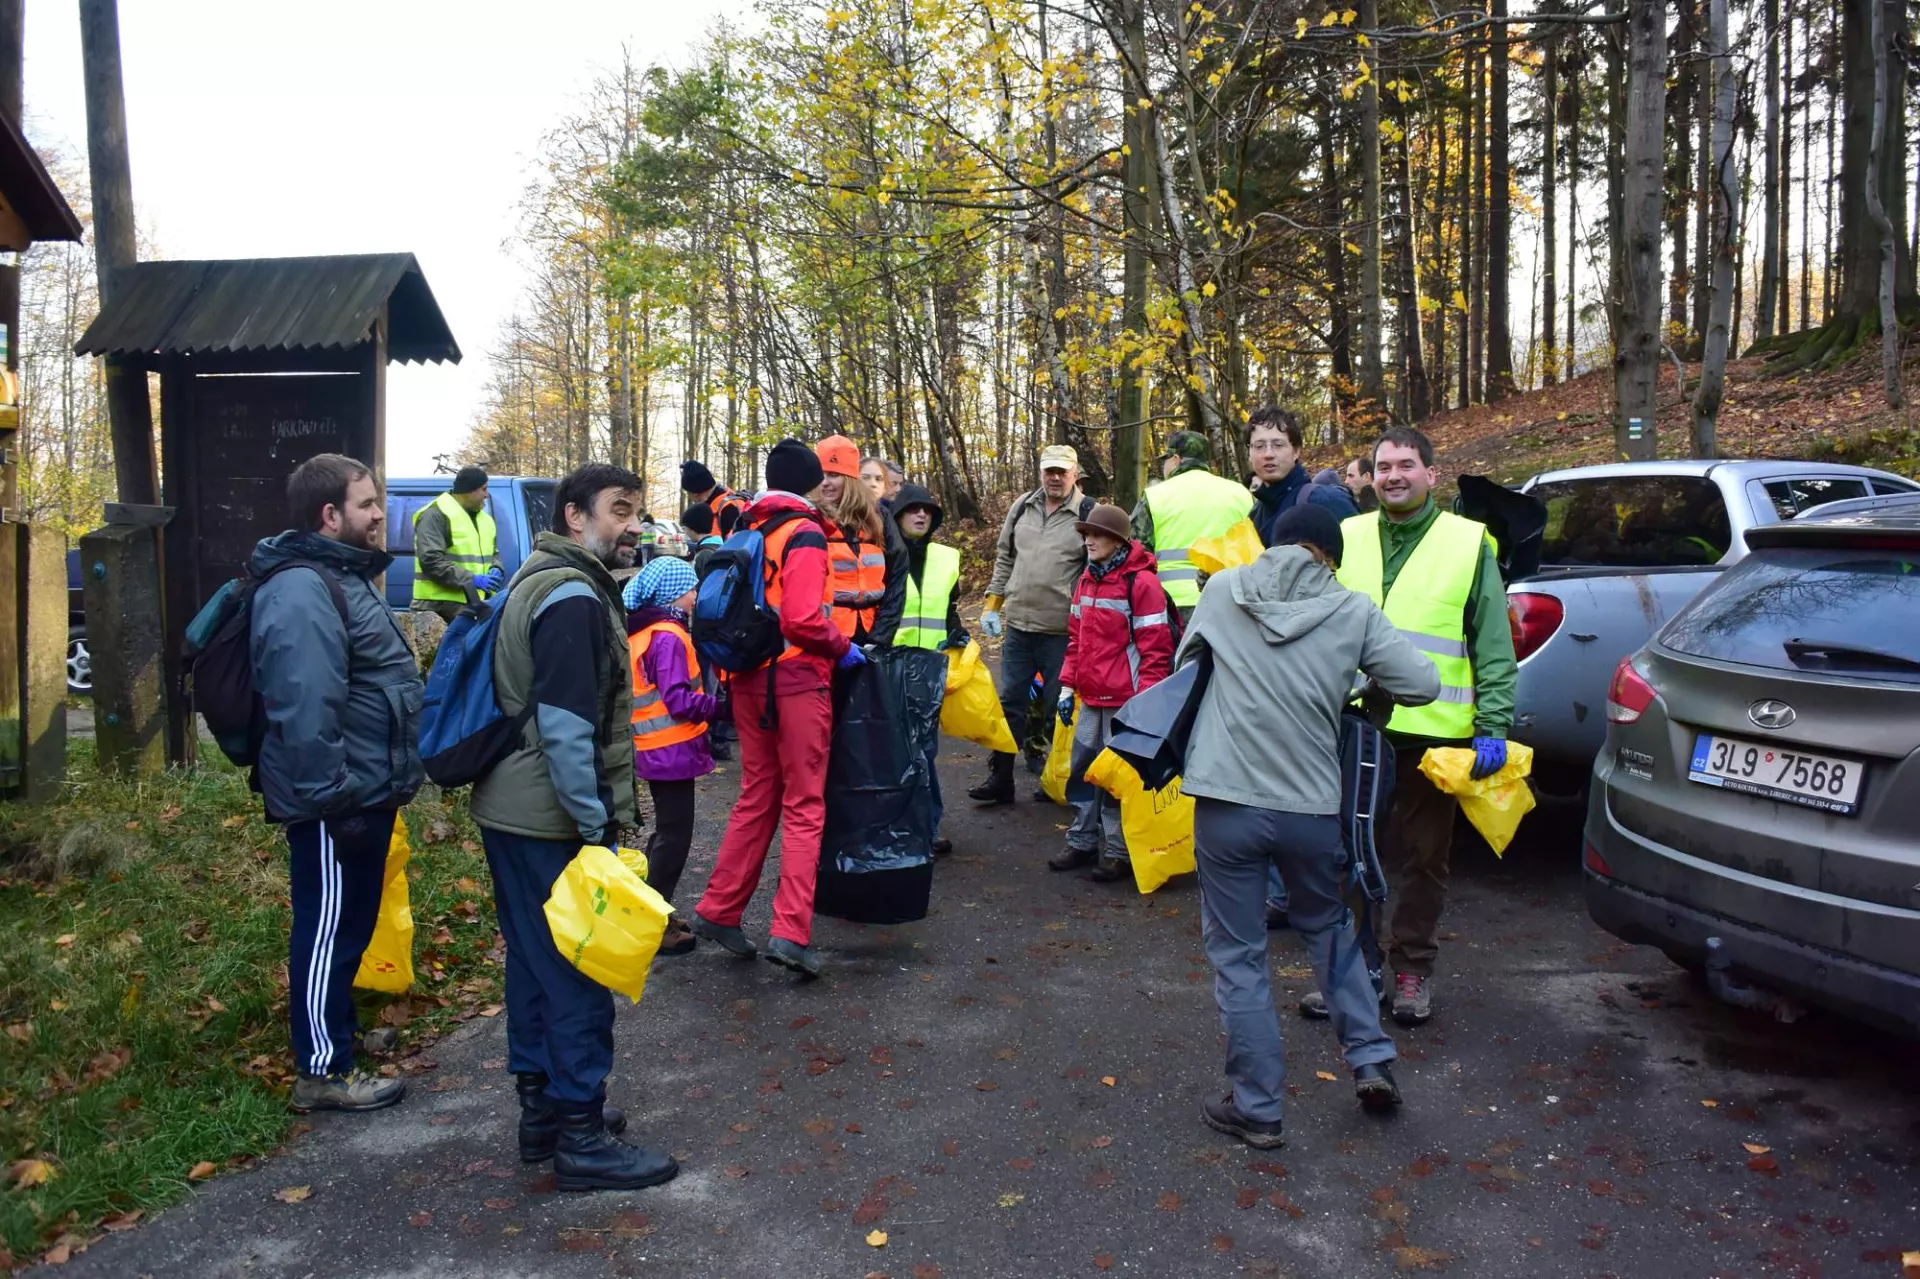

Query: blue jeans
[[1266, 865, 1289, 914], [1193, 798, 1394, 1123], [996, 627, 1069, 758]]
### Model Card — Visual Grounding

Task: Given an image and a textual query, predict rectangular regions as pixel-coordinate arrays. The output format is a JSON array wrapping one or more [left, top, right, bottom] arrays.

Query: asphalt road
[[60, 745, 1920, 1279]]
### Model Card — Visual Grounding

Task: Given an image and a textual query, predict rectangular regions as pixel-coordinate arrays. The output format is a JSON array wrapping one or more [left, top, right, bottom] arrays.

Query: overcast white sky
[[23, 0, 743, 476]]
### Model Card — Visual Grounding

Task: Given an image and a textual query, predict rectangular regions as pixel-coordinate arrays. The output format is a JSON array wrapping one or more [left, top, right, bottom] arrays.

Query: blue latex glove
[[836, 644, 868, 671], [1470, 736, 1508, 781], [1057, 687, 1075, 727], [474, 568, 506, 593], [981, 609, 1004, 640]]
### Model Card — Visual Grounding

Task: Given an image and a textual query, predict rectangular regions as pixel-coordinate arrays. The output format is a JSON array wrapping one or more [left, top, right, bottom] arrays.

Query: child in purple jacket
[[623, 557, 724, 955]]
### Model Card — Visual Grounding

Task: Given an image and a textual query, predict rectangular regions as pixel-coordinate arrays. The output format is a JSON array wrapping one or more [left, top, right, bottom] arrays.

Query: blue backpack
[[691, 511, 805, 674], [417, 572, 552, 787]]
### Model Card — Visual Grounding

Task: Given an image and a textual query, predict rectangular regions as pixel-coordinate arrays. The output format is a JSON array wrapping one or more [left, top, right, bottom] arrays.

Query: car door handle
[[1570, 632, 1598, 642]]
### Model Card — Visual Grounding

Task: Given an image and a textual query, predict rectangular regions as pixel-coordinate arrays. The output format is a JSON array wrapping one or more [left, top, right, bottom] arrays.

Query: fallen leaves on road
[[99, 1210, 142, 1232], [1700, 1098, 1719, 1108], [1741, 1142, 1770, 1155], [273, 1185, 311, 1203], [866, 1229, 889, 1247], [1090, 1135, 1113, 1148], [1100, 1076, 1116, 1087], [1314, 1070, 1339, 1082], [998, 1192, 1025, 1207], [1392, 1245, 1454, 1271], [408, 1211, 433, 1228], [1156, 1191, 1182, 1211], [187, 1161, 216, 1181]]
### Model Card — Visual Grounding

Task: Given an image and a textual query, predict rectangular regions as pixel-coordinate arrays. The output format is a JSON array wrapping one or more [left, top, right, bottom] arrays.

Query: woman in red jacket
[[692, 439, 860, 979], [1052, 502, 1176, 882]]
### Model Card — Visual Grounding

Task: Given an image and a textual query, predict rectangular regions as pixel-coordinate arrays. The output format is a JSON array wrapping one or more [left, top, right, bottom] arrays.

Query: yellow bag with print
[[1039, 694, 1079, 804], [353, 815, 415, 994], [1188, 519, 1265, 577], [1418, 742, 1537, 857], [544, 845, 671, 1002], [941, 641, 1018, 754], [1083, 747, 1196, 894]]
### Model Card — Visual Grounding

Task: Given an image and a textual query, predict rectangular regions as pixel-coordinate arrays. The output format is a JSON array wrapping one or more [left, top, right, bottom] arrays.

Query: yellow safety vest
[[897, 543, 960, 650], [411, 491, 498, 604], [1144, 468, 1255, 607], [1336, 510, 1488, 739]]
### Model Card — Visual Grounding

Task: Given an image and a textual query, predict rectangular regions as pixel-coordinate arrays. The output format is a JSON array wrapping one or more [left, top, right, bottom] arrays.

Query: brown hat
[[1074, 503, 1132, 541]]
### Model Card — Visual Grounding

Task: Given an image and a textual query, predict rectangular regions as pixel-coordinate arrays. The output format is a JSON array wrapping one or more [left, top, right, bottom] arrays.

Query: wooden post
[[78, 519, 168, 776], [0, 0, 25, 794], [79, 0, 157, 505], [19, 526, 68, 798]]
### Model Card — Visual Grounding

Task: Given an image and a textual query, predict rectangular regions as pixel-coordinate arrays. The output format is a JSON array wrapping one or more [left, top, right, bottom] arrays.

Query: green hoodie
[[1175, 545, 1440, 815]]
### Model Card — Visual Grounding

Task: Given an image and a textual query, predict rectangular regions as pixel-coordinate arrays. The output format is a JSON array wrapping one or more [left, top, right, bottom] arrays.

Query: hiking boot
[[708, 740, 732, 762], [765, 936, 821, 979], [1024, 744, 1047, 775], [1390, 973, 1433, 1026], [517, 1073, 626, 1162], [931, 837, 953, 857], [658, 917, 697, 957], [691, 914, 757, 958], [1265, 904, 1289, 931], [552, 1101, 678, 1192], [289, 1070, 406, 1114], [1354, 1062, 1403, 1113], [1048, 845, 1097, 873], [969, 753, 1016, 805], [1088, 857, 1129, 884], [1298, 990, 1330, 1020], [360, 1026, 400, 1054], [1201, 1094, 1285, 1149]]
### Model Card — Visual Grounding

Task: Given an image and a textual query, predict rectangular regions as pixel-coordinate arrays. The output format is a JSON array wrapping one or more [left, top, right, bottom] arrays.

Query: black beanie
[[765, 438, 823, 496], [1268, 502, 1344, 568], [681, 459, 717, 494], [451, 465, 488, 495]]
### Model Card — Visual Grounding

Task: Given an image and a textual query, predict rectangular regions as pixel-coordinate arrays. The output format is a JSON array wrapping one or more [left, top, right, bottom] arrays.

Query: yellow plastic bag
[[1188, 519, 1265, 577], [1039, 695, 1079, 804], [353, 815, 415, 994], [1418, 742, 1537, 857], [941, 642, 1018, 755], [1083, 748, 1196, 894], [543, 845, 672, 1003]]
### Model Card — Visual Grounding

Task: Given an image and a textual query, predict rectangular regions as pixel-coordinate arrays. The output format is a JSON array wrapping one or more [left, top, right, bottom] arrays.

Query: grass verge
[[0, 743, 502, 1267]]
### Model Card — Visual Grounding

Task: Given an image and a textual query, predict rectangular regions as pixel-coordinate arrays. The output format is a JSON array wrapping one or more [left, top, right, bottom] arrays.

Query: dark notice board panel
[[181, 373, 368, 610]]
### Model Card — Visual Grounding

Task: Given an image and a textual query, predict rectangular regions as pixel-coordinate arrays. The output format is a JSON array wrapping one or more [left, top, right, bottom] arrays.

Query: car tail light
[[1508, 592, 1565, 661], [1583, 841, 1612, 877], [1606, 656, 1657, 724]]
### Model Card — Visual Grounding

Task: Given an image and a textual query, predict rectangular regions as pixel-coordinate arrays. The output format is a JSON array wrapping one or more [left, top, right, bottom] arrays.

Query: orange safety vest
[[628, 622, 709, 751], [761, 515, 833, 665], [706, 486, 747, 529], [827, 525, 888, 638]]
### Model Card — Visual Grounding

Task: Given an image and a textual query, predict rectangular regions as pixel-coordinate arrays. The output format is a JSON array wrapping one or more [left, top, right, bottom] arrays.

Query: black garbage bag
[[816, 647, 944, 924], [1106, 654, 1212, 792], [1453, 474, 1547, 583]]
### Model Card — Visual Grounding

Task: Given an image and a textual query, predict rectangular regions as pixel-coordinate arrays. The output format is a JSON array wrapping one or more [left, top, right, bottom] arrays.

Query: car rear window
[[1661, 545, 1920, 682], [522, 481, 555, 536], [1533, 476, 1731, 568]]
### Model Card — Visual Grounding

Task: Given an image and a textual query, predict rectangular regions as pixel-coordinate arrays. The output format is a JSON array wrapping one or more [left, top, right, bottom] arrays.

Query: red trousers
[[696, 679, 832, 945]]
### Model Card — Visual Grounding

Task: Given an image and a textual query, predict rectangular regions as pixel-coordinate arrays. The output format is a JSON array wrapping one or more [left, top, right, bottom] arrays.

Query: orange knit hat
[[815, 435, 861, 479]]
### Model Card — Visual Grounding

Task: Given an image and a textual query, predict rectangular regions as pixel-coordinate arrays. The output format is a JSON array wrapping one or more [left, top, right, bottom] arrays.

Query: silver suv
[[1582, 506, 1920, 1036]]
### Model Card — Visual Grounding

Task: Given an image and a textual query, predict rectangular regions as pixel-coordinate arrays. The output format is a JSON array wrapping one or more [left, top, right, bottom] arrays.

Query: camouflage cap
[[1039, 444, 1079, 471], [1160, 430, 1211, 463]]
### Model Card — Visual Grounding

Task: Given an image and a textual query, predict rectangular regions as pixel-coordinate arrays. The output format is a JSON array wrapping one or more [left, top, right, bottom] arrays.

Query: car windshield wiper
[[1782, 638, 1920, 671]]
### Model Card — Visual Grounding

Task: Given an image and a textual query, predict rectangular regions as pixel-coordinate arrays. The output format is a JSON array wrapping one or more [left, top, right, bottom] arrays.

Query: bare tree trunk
[[1430, 107, 1450, 408], [1616, 0, 1668, 461], [1864, 0, 1905, 408], [1486, 0, 1516, 399], [1758, 0, 1782, 338], [1322, 90, 1357, 432], [1114, 0, 1150, 509], [1542, 33, 1559, 384], [1692, 11, 1714, 348], [1780, 0, 1794, 330], [1691, 0, 1738, 455], [1356, 0, 1388, 412], [1568, 61, 1581, 370], [1469, 24, 1487, 404], [1394, 127, 1431, 419]]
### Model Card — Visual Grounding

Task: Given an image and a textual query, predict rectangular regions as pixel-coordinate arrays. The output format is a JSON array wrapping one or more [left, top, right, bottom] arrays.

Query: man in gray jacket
[[970, 444, 1094, 802], [1175, 504, 1438, 1148], [250, 454, 424, 1114], [470, 462, 678, 1193]]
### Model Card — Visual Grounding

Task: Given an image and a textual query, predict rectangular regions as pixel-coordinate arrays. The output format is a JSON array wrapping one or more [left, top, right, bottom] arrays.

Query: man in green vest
[[410, 466, 503, 622], [892, 483, 967, 856], [1131, 430, 1254, 622], [1325, 425, 1517, 1028]]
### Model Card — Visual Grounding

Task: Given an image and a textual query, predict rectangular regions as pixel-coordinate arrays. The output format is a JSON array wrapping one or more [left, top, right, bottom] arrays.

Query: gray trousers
[[1067, 704, 1125, 859], [1193, 797, 1395, 1123]]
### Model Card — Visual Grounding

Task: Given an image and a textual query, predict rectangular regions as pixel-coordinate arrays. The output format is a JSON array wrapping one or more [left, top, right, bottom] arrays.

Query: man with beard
[[251, 454, 423, 1114], [470, 463, 678, 1192]]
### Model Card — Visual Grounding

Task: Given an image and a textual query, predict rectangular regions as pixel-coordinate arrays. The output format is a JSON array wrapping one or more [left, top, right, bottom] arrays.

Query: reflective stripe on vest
[[1143, 469, 1255, 607], [629, 621, 708, 749], [1336, 510, 1488, 737], [1069, 576, 1169, 690], [410, 490, 498, 603], [828, 532, 888, 637], [897, 543, 961, 650]]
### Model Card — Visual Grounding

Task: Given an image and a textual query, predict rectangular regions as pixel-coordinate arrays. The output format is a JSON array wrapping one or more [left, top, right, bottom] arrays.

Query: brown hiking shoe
[[289, 1070, 406, 1114]]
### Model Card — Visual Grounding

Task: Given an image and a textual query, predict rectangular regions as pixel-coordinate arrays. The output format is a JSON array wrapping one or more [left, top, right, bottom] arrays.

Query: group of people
[[242, 408, 1514, 1194]]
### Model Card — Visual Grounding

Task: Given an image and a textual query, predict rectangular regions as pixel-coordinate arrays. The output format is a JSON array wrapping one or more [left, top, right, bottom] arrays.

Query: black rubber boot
[[968, 752, 1016, 804], [552, 1101, 678, 1192], [517, 1074, 627, 1163]]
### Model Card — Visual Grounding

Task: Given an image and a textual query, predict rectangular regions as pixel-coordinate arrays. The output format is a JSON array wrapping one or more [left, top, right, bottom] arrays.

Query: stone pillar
[[17, 524, 67, 799], [78, 521, 167, 776]]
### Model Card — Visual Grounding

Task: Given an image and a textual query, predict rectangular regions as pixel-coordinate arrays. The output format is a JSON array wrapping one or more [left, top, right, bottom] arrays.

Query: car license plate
[[1688, 734, 1862, 815]]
